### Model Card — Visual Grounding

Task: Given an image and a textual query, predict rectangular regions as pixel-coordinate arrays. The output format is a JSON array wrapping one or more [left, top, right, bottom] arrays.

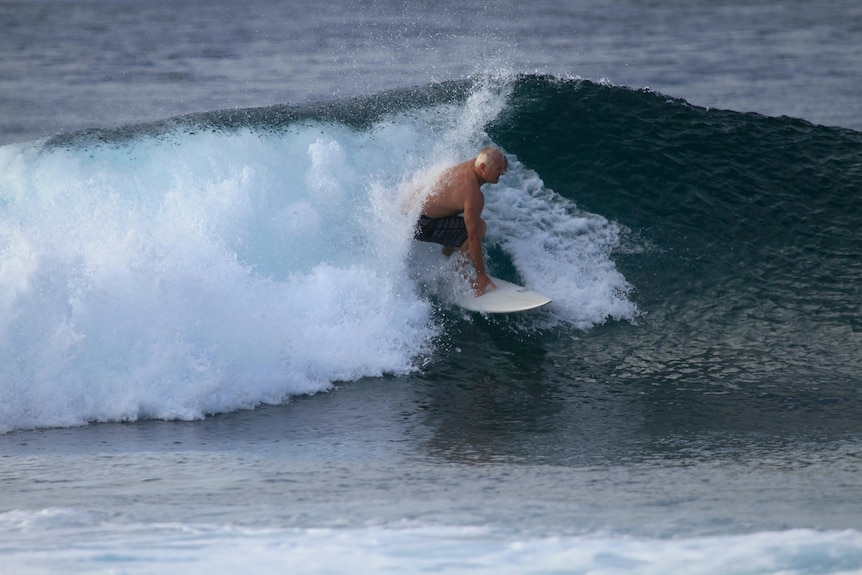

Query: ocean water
[[2, 1, 862, 574]]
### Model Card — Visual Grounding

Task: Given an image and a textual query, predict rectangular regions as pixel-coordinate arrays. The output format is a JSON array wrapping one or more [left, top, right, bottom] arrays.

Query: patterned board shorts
[[414, 215, 468, 248]]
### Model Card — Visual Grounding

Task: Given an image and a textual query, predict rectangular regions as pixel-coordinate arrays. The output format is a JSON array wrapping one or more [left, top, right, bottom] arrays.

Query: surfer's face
[[483, 156, 508, 184]]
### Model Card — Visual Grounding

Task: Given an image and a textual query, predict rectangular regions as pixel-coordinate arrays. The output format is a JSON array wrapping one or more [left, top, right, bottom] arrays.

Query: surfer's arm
[[463, 193, 495, 296]]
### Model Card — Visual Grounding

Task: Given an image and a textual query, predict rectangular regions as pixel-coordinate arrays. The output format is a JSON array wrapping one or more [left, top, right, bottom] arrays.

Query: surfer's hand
[[472, 273, 496, 297]]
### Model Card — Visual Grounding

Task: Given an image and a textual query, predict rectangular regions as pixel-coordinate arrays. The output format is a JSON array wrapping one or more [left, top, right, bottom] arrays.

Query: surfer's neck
[[472, 163, 486, 186]]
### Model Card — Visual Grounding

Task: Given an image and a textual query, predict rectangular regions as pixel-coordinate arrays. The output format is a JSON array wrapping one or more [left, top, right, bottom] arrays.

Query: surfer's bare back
[[414, 147, 508, 296]]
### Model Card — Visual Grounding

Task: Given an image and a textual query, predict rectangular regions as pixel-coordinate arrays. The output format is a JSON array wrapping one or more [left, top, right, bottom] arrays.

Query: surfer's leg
[[415, 215, 469, 256]]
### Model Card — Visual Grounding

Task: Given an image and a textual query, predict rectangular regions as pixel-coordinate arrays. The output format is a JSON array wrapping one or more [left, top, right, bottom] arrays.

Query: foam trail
[[486, 158, 639, 329]]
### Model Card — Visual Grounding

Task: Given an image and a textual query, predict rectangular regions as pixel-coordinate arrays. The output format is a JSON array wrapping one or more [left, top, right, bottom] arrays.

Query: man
[[414, 146, 508, 296]]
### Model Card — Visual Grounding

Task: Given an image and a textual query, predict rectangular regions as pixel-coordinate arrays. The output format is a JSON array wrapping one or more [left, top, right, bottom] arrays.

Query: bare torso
[[420, 159, 480, 218]]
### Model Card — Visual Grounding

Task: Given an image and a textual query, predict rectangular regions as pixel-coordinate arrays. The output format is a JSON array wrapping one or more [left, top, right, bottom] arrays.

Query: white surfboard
[[453, 276, 551, 314]]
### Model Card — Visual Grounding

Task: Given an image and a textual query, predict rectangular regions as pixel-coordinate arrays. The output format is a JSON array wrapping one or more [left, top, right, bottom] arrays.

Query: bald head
[[475, 147, 507, 171], [473, 147, 508, 185]]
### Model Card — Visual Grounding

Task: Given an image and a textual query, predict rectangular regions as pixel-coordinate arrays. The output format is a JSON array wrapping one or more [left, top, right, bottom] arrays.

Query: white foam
[[2, 510, 860, 575], [0, 126, 437, 433]]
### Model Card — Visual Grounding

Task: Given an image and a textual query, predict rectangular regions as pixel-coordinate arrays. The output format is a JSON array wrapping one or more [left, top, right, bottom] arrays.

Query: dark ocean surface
[[2, 1, 861, 573]]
